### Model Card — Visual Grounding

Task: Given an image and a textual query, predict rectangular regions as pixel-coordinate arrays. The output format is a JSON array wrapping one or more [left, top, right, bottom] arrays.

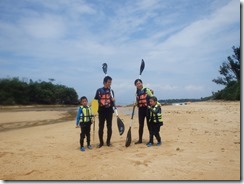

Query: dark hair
[[103, 76, 112, 84], [150, 96, 158, 102], [134, 79, 143, 86], [80, 96, 87, 102]]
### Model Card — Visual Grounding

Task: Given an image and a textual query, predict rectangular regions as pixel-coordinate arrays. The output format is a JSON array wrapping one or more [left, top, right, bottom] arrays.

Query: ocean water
[[117, 107, 138, 116]]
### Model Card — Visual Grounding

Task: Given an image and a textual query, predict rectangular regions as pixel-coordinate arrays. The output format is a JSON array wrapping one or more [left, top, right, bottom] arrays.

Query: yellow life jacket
[[79, 106, 93, 123], [149, 104, 163, 123]]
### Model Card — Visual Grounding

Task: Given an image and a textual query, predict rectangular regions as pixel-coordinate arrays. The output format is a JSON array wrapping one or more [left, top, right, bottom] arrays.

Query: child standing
[[76, 96, 94, 151], [147, 96, 163, 147]]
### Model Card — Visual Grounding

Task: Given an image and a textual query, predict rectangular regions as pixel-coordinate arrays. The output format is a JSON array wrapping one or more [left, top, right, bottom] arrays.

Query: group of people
[[75, 76, 163, 152]]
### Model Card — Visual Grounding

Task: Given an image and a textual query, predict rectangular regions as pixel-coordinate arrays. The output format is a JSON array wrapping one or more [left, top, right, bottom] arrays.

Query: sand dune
[[0, 101, 240, 180]]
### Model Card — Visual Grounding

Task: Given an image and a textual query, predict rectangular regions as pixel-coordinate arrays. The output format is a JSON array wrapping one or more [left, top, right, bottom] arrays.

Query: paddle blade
[[117, 117, 125, 135], [102, 63, 108, 75], [91, 99, 98, 115], [140, 59, 145, 75], [125, 127, 132, 147]]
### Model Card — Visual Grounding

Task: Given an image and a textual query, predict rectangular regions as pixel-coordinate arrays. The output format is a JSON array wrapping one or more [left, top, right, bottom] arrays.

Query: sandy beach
[[0, 101, 240, 180]]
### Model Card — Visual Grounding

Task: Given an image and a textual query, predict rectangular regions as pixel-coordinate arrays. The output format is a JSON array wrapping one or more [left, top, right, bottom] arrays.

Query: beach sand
[[0, 101, 240, 180]]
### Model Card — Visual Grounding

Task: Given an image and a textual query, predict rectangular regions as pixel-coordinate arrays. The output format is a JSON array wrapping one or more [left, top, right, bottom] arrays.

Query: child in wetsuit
[[147, 96, 163, 147], [76, 96, 94, 151]]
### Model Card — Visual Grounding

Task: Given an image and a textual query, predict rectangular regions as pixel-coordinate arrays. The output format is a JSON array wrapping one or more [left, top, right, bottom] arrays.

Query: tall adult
[[94, 76, 115, 148], [134, 79, 153, 144]]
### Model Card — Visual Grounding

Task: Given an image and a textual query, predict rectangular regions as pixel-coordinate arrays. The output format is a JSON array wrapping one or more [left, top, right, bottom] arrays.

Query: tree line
[[158, 98, 203, 104], [0, 78, 78, 105]]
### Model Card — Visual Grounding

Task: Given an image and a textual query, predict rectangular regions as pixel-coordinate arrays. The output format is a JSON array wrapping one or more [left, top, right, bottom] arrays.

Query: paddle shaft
[[109, 88, 119, 116], [133, 59, 145, 120], [102, 63, 119, 116], [129, 105, 136, 127]]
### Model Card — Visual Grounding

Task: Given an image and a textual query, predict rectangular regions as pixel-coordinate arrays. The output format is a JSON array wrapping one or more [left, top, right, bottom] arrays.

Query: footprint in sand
[[135, 153, 146, 157], [176, 147, 184, 152], [0, 152, 14, 157], [132, 160, 151, 167], [24, 170, 41, 176]]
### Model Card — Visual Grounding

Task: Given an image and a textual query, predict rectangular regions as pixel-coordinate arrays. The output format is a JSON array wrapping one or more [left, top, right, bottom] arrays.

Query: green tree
[[212, 46, 240, 85], [0, 77, 79, 105], [0, 77, 29, 105], [212, 46, 240, 101]]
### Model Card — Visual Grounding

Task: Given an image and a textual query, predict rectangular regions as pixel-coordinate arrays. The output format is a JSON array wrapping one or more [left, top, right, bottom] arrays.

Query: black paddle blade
[[102, 63, 107, 75], [125, 127, 132, 147], [140, 59, 145, 75], [117, 117, 125, 135]]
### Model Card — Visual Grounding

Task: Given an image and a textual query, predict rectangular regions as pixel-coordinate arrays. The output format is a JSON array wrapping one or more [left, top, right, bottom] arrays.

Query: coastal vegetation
[[0, 78, 78, 105]]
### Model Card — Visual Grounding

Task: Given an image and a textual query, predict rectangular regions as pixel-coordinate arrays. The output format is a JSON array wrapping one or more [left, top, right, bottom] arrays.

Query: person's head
[[134, 79, 143, 90], [80, 96, 88, 106], [149, 96, 158, 106], [103, 76, 112, 88]]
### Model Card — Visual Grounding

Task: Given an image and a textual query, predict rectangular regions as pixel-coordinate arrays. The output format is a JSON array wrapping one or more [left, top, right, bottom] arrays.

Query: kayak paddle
[[102, 63, 125, 135], [125, 59, 145, 147]]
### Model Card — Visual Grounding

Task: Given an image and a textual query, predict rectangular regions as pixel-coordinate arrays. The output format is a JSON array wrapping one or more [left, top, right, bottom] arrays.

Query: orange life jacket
[[98, 88, 113, 108], [136, 88, 150, 107]]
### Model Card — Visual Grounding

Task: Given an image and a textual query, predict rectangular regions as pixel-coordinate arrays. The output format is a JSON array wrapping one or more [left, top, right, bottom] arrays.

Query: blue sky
[[0, 0, 240, 105]]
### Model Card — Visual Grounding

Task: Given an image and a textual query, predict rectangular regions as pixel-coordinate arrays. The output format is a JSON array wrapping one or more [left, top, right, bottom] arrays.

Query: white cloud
[[20, 15, 67, 39], [0, 0, 240, 104]]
